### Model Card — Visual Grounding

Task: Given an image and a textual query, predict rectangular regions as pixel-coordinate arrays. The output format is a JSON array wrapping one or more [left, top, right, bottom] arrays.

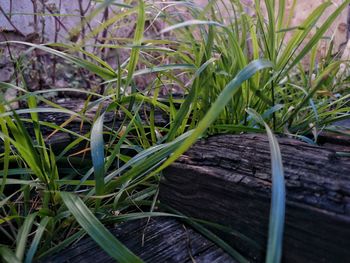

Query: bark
[[160, 134, 350, 263]]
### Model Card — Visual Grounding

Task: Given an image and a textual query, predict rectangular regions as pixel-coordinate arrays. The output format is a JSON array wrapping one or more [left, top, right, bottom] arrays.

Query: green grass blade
[[0, 246, 21, 263], [246, 108, 285, 263], [155, 59, 273, 173], [79, 7, 137, 43], [0, 108, 10, 194], [15, 213, 36, 261], [161, 20, 224, 34], [25, 217, 50, 263], [264, 0, 276, 61], [1, 41, 116, 80], [0, 112, 55, 185], [166, 58, 217, 141], [282, 61, 341, 128], [125, 0, 145, 89], [61, 192, 143, 263], [276, 2, 330, 70], [162, 205, 249, 263], [283, 0, 350, 73], [99, 131, 193, 194], [37, 230, 85, 259], [91, 113, 105, 197]]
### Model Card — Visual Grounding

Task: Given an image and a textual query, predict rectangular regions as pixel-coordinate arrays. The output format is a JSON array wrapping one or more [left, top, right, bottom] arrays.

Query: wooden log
[[43, 217, 235, 263], [12, 99, 170, 154], [35, 99, 169, 134], [160, 134, 350, 263]]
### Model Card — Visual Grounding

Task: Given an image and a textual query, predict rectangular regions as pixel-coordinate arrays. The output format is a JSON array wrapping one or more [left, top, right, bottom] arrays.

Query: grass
[[0, 0, 349, 262]]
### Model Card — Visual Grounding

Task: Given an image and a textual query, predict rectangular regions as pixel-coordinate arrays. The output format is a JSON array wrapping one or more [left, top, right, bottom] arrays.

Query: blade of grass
[[162, 205, 249, 263], [37, 230, 85, 259], [246, 108, 285, 263], [91, 113, 105, 199], [161, 20, 224, 34], [60, 192, 143, 263], [166, 58, 216, 141], [0, 107, 10, 194], [283, 0, 350, 73], [0, 246, 21, 263], [15, 213, 36, 261], [125, 0, 145, 89], [25, 217, 50, 263], [276, 2, 330, 70], [154, 59, 273, 174], [1, 41, 116, 80], [281, 61, 340, 128]]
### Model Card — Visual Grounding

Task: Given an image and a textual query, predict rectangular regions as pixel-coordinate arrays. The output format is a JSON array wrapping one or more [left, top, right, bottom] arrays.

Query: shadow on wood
[[43, 218, 235, 263], [160, 134, 350, 263]]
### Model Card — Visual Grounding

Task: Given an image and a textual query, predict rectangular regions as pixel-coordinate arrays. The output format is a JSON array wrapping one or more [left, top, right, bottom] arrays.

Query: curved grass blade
[[79, 6, 137, 43], [0, 108, 10, 194], [281, 61, 340, 128], [60, 192, 143, 263], [154, 59, 273, 174], [246, 108, 285, 263], [0, 246, 21, 263], [166, 58, 218, 141], [0, 107, 80, 119], [103, 209, 259, 250], [37, 230, 85, 260], [91, 113, 105, 198], [125, 0, 145, 89], [0, 41, 116, 80], [88, 130, 194, 196], [276, 2, 330, 70], [161, 20, 224, 34], [162, 205, 249, 263], [283, 0, 350, 73], [15, 213, 37, 261], [25, 217, 50, 263]]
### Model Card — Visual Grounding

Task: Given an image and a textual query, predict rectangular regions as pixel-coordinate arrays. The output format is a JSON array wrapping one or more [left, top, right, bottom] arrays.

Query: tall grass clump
[[0, 0, 349, 262], [159, 0, 350, 139]]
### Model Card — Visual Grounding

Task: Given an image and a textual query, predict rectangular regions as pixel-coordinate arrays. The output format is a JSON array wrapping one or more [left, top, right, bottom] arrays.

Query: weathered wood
[[10, 99, 349, 155], [318, 131, 350, 152], [43, 217, 235, 263], [37, 99, 169, 131], [160, 134, 350, 263], [19, 99, 170, 154]]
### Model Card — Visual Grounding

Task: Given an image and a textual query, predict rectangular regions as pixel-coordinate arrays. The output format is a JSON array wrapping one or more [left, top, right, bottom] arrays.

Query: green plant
[[158, 0, 349, 138], [0, 0, 349, 262]]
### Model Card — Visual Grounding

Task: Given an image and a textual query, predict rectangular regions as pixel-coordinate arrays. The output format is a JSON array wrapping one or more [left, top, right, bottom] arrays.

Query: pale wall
[[0, 0, 349, 80]]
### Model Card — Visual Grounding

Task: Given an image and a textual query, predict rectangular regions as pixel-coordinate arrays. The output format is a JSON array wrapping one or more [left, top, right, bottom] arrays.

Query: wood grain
[[43, 218, 235, 263], [160, 134, 350, 263]]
